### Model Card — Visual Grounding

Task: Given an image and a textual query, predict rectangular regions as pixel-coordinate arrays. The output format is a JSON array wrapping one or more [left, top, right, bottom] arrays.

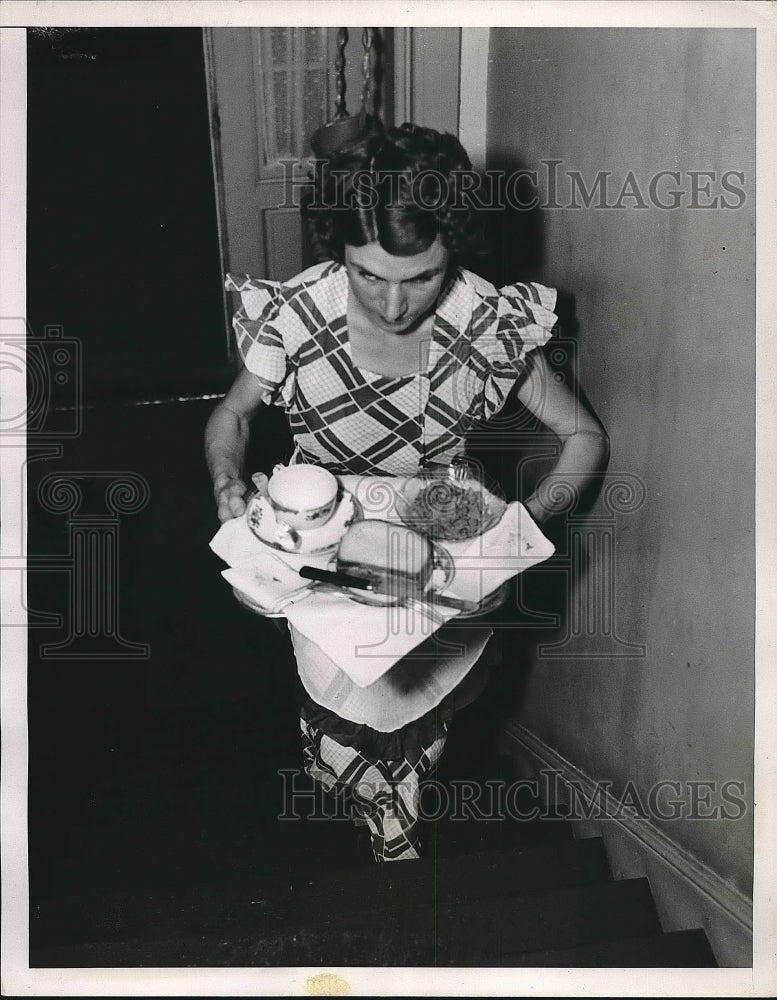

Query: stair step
[[82, 754, 549, 822], [31, 876, 660, 967], [429, 808, 573, 854], [51, 779, 574, 895], [49, 818, 373, 895], [82, 759, 300, 824], [79, 784, 571, 841], [50, 820, 574, 895], [33, 838, 611, 948], [504, 928, 717, 967]]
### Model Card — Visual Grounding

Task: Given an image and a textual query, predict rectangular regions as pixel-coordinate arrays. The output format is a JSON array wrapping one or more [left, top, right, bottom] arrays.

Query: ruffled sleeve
[[225, 273, 290, 405], [483, 280, 558, 417]]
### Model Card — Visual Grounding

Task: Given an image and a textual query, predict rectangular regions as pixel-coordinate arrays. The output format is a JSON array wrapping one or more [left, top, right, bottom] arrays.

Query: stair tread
[[503, 928, 717, 967], [50, 800, 574, 895], [34, 838, 612, 946], [32, 877, 660, 966]]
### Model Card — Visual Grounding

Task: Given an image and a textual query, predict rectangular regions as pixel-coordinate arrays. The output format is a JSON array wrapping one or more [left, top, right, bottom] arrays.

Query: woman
[[205, 123, 608, 862]]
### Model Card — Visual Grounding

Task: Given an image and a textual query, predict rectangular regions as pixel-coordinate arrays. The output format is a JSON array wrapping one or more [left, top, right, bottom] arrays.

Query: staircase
[[30, 696, 716, 968]]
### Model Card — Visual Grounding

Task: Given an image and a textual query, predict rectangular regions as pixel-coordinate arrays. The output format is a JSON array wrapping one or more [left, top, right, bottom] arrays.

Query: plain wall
[[487, 28, 754, 899]]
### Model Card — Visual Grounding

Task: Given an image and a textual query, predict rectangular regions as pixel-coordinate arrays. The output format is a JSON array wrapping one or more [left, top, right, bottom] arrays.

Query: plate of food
[[395, 466, 507, 542], [310, 519, 508, 619], [327, 520, 456, 608]]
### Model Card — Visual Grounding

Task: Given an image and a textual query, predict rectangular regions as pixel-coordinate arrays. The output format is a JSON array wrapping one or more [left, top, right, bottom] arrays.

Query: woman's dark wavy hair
[[304, 122, 488, 263]]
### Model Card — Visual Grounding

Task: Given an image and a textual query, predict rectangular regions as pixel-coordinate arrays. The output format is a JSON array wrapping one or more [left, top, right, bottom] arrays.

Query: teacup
[[267, 464, 339, 531]]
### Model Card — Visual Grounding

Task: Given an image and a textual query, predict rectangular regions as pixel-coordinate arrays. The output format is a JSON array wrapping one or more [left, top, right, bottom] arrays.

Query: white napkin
[[284, 589, 460, 688], [210, 514, 271, 565], [439, 501, 556, 603], [211, 517, 332, 616], [209, 514, 460, 686], [221, 552, 313, 616], [291, 623, 495, 730]]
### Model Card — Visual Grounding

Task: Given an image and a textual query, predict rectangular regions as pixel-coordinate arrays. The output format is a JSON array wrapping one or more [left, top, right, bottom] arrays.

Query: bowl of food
[[395, 465, 507, 542]]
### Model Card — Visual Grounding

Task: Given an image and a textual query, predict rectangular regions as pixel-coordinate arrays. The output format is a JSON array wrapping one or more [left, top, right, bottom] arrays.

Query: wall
[[486, 28, 754, 962]]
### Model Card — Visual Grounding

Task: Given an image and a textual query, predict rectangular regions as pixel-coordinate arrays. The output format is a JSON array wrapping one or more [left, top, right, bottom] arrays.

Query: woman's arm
[[514, 350, 610, 524], [205, 367, 268, 523]]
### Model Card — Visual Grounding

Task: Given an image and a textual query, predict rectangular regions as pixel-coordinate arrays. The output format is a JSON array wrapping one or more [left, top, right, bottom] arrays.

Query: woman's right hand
[[206, 368, 270, 524], [213, 473, 249, 523]]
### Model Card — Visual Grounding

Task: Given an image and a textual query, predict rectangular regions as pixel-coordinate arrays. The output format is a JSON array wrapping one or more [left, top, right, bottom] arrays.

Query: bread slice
[[336, 520, 432, 592]]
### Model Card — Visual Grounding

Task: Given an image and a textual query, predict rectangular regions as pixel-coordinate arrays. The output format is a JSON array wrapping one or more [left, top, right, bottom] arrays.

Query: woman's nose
[[381, 284, 408, 322]]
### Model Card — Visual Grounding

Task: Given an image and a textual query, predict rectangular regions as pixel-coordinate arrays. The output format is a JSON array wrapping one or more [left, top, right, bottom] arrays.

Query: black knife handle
[[298, 566, 374, 591]]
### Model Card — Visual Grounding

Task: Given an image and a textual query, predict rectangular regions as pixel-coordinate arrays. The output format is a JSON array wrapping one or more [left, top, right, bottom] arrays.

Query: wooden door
[[203, 27, 376, 283], [203, 27, 463, 285]]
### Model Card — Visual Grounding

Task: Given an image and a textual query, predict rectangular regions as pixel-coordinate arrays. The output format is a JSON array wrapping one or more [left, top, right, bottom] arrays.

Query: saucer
[[246, 489, 361, 555]]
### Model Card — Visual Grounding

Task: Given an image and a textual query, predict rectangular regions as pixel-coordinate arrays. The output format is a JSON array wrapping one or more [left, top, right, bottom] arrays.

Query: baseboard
[[501, 721, 753, 968]]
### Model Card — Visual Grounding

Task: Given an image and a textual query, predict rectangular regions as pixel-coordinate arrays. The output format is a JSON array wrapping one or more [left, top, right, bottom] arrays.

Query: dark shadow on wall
[[461, 155, 546, 288], [460, 159, 611, 747]]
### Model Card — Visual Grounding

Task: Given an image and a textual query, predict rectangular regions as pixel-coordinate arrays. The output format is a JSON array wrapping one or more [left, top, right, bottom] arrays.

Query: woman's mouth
[[379, 314, 415, 331]]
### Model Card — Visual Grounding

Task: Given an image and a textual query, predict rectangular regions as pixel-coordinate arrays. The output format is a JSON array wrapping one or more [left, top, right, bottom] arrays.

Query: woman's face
[[344, 239, 451, 336]]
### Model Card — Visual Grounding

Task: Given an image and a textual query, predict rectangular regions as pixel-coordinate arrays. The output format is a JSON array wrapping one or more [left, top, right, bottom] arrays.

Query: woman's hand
[[516, 351, 610, 521], [214, 472, 249, 523], [205, 367, 268, 523]]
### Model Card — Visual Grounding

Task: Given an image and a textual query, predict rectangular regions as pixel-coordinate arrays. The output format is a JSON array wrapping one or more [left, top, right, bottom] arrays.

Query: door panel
[[204, 27, 372, 281]]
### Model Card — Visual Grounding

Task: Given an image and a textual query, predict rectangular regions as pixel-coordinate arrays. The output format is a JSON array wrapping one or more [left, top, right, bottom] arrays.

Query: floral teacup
[[266, 464, 339, 531]]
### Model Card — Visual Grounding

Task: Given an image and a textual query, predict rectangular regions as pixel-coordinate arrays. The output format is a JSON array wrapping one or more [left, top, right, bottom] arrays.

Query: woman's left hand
[[516, 351, 610, 520]]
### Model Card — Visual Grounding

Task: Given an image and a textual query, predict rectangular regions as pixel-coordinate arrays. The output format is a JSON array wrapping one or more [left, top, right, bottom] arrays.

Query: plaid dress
[[300, 718, 447, 862], [226, 262, 557, 860], [226, 262, 557, 477]]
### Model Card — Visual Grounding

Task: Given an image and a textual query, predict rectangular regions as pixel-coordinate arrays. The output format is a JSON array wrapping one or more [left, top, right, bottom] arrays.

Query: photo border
[[2, 2, 775, 996]]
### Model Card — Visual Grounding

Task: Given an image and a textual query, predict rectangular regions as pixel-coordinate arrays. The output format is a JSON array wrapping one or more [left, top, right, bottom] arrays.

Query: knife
[[298, 566, 376, 591], [298, 566, 479, 613]]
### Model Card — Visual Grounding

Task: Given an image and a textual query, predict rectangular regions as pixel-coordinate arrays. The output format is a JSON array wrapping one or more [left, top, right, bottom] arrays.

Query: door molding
[[202, 27, 231, 355], [393, 27, 461, 135], [459, 27, 489, 171]]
